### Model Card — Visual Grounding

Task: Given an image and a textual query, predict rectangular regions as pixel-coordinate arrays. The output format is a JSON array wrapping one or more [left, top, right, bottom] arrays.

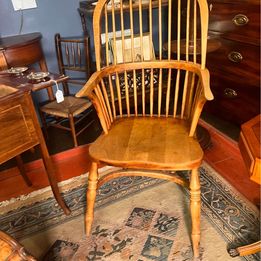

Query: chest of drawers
[[205, 0, 260, 125]]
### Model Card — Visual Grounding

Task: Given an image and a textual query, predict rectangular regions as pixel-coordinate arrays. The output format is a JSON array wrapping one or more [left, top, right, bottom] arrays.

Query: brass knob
[[232, 14, 249, 26], [223, 88, 238, 98], [228, 51, 243, 63]]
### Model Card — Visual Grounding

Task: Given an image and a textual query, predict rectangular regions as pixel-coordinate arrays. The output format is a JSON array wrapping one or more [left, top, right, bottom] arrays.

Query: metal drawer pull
[[223, 88, 238, 98], [232, 14, 249, 26], [228, 51, 243, 63]]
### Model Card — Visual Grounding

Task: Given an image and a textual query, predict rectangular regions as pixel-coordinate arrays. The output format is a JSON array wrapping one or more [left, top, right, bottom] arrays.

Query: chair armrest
[[199, 68, 214, 101], [76, 70, 103, 98]]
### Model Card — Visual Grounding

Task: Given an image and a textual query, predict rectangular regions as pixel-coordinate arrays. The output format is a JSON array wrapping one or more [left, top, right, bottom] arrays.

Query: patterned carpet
[[0, 163, 259, 260]]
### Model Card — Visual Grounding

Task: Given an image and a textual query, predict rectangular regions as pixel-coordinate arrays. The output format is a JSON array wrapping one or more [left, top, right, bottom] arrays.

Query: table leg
[[27, 92, 71, 215]]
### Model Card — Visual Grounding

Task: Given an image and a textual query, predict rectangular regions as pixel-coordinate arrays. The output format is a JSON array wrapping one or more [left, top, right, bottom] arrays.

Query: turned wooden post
[[86, 162, 98, 235], [190, 167, 201, 257]]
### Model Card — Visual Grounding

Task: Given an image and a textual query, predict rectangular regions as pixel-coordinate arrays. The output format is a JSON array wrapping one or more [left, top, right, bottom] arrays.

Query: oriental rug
[[0, 162, 259, 261]]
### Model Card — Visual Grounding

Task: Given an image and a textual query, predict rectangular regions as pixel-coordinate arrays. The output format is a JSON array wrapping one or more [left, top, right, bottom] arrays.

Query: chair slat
[[115, 73, 123, 116], [173, 69, 180, 117], [181, 71, 189, 118], [111, 0, 117, 65], [167, 0, 172, 60], [95, 85, 110, 129], [139, 0, 144, 61], [65, 43, 70, 66], [158, 68, 162, 116], [120, 0, 126, 63], [133, 69, 138, 115], [142, 69, 145, 115], [177, 0, 181, 61], [150, 69, 154, 116], [159, 0, 162, 60], [101, 79, 113, 122], [124, 71, 130, 116], [129, 0, 134, 62], [108, 75, 117, 119], [186, 0, 191, 62], [193, 0, 197, 63], [105, 6, 110, 66], [165, 69, 172, 117]]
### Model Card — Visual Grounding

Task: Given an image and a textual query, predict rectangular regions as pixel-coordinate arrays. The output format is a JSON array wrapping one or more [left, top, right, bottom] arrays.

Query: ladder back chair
[[40, 34, 94, 147], [76, 0, 213, 257]]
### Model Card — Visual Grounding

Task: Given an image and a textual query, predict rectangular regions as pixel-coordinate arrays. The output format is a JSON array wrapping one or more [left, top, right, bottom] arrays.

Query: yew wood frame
[[77, 0, 213, 257]]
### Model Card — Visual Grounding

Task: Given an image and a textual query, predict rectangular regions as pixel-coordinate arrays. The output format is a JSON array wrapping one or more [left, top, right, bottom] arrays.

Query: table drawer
[[208, 1, 260, 45], [0, 92, 39, 164], [207, 38, 260, 87]]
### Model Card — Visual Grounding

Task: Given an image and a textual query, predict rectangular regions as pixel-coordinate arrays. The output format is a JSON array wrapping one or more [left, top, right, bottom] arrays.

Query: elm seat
[[40, 96, 92, 118], [90, 117, 203, 170]]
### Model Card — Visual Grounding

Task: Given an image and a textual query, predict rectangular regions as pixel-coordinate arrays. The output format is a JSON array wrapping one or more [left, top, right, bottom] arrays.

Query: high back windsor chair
[[76, 0, 213, 257], [39, 34, 94, 147]]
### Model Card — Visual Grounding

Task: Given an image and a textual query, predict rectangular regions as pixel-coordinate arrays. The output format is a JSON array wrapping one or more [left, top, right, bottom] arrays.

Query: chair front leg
[[190, 167, 201, 258], [86, 162, 98, 235]]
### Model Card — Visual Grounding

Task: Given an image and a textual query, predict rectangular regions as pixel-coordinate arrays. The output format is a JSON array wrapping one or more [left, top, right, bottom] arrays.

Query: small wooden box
[[238, 114, 261, 184]]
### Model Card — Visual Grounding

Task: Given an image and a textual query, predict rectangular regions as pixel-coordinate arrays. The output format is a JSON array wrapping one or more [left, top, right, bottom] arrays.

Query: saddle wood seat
[[89, 117, 203, 170]]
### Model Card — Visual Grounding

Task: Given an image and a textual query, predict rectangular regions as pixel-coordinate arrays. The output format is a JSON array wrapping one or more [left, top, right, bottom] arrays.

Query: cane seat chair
[[76, 0, 213, 257], [40, 34, 93, 147]]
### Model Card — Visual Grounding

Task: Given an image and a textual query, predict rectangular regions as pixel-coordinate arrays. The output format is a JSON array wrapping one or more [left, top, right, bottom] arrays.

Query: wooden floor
[[0, 119, 260, 206]]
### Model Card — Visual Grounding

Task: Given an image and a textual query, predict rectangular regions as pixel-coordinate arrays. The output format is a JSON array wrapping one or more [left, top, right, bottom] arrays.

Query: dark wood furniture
[[238, 114, 260, 184], [228, 114, 260, 257], [39, 34, 94, 147], [0, 74, 70, 215], [205, 0, 260, 126], [0, 32, 55, 100], [0, 230, 36, 261], [77, 0, 213, 258]]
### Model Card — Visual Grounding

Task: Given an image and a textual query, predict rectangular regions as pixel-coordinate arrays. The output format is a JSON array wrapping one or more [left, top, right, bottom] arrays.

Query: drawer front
[[207, 38, 260, 87], [205, 72, 260, 125], [208, 1, 260, 44], [0, 93, 39, 164]]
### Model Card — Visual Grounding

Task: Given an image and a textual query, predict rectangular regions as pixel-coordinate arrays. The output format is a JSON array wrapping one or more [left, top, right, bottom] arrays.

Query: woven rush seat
[[40, 96, 92, 118], [89, 117, 203, 170]]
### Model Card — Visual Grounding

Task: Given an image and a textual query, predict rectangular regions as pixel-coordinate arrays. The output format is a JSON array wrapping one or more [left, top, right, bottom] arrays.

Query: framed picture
[[110, 33, 155, 64]]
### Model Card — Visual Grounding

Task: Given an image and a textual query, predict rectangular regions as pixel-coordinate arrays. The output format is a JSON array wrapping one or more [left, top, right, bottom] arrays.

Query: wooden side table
[[0, 32, 54, 100], [0, 82, 70, 215], [239, 114, 260, 184], [228, 114, 260, 257]]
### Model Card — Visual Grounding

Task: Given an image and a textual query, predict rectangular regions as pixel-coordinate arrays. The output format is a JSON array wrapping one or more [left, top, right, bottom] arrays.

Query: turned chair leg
[[190, 167, 201, 257], [68, 113, 78, 147], [85, 162, 98, 235]]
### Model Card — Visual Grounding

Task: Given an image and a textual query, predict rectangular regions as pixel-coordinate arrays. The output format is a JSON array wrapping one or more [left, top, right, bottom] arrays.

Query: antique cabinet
[[205, 0, 260, 125]]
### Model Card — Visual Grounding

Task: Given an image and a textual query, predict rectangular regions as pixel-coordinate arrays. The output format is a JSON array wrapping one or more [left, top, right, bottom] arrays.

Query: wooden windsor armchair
[[76, 0, 213, 257]]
